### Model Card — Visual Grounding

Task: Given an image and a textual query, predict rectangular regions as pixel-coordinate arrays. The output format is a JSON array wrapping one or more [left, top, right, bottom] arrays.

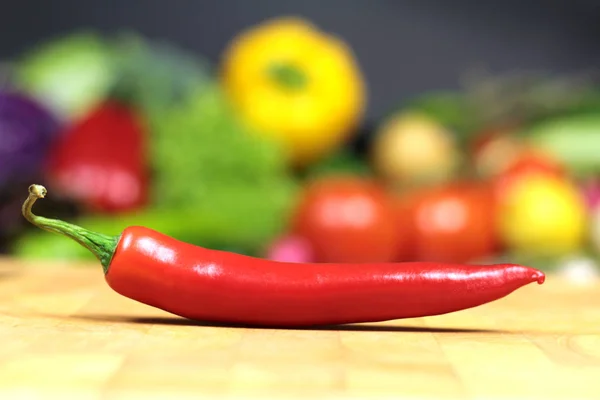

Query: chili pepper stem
[[22, 184, 119, 273]]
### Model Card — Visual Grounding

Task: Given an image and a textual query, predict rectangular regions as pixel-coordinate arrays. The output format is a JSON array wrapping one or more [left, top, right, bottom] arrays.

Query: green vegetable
[[145, 80, 298, 253], [523, 113, 600, 176], [108, 33, 213, 116], [15, 32, 116, 119]]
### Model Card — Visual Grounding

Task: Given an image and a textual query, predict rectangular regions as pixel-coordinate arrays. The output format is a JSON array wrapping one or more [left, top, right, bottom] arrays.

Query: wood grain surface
[[0, 258, 599, 400]]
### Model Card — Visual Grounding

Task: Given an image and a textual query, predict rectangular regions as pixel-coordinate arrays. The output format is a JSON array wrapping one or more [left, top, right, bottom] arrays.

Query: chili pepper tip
[[28, 184, 47, 199], [533, 270, 545, 284]]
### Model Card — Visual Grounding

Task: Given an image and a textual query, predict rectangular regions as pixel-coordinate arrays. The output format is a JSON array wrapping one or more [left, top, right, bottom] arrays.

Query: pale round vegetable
[[371, 112, 460, 187], [473, 134, 524, 178]]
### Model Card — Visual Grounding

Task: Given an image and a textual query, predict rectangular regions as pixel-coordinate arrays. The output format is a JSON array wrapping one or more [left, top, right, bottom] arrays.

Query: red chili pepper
[[22, 184, 545, 327], [45, 101, 148, 213]]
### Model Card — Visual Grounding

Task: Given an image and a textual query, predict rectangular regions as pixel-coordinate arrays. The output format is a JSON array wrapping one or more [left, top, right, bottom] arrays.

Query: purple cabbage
[[0, 91, 60, 190]]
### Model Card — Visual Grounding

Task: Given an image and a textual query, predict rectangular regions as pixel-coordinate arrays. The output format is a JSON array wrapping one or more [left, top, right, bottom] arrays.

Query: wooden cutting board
[[0, 258, 599, 400]]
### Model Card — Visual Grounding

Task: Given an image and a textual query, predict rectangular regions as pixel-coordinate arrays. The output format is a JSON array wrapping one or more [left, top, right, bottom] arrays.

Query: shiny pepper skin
[[105, 226, 545, 327]]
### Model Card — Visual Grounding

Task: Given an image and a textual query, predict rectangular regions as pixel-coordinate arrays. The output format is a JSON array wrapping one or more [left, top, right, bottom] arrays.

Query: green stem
[[21, 184, 119, 274], [268, 63, 307, 90]]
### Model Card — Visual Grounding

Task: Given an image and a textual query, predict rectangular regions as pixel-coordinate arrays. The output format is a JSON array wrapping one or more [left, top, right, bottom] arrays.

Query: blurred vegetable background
[[1, 5, 600, 281]]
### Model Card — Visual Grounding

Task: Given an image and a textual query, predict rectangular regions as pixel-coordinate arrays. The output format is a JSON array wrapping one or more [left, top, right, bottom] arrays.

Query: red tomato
[[395, 181, 498, 263], [292, 176, 399, 263]]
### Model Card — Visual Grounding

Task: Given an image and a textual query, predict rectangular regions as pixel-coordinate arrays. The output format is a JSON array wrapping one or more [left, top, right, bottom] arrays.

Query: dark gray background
[[2, 0, 599, 122]]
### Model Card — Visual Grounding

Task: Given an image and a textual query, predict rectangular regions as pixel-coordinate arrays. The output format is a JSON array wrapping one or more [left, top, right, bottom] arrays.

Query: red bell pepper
[[45, 101, 149, 213]]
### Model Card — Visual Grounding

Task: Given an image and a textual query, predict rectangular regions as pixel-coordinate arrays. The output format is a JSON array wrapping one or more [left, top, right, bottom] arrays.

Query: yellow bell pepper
[[497, 175, 587, 257], [220, 17, 367, 166]]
